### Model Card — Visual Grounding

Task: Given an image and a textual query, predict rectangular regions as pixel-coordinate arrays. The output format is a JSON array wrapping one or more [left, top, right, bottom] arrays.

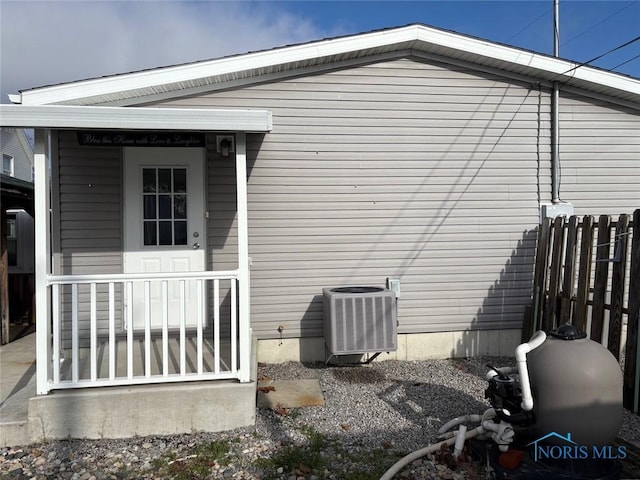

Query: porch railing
[[43, 270, 247, 391]]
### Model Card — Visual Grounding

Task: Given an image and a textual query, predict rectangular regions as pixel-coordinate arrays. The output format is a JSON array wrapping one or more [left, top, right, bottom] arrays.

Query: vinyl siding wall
[[156, 56, 552, 339], [53, 55, 639, 343], [1, 128, 33, 181], [55, 131, 123, 342], [558, 92, 640, 214]]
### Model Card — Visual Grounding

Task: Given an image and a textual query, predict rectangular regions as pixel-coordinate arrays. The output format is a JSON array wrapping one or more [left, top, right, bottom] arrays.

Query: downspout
[[551, 0, 561, 204]]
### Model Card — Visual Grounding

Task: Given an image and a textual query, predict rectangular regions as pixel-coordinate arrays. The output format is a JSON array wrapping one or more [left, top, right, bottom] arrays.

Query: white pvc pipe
[[453, 425, 467, 458], [515, 330, 547, 411], [379, 426, 485, 480], [437, 414, 483, 434], [485, 366, 518, 381]]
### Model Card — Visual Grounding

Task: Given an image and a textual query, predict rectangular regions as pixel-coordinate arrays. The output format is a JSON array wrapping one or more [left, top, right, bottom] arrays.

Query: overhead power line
[[610, 52, 640, 71], [558, 34, 640, 77], [561, 1, 637, 48], [506, 7, 553, 43]]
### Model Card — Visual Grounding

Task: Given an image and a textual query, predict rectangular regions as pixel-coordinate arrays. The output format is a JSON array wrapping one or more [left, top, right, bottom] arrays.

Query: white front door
[[123, 147, 206, 330]]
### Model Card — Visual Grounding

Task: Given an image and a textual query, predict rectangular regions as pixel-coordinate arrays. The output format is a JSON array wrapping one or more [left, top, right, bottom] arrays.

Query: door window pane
[[158, 195, 172, 219], [174, 195, 187, 219], [159, 221, 173, 245], [174, 221, 187, 245], [143, 221, 157, 246], [142, 169, 156, 193], [174, 169, 186, 193], [158, 169, 172, 193], [143, 195, 156, 220]]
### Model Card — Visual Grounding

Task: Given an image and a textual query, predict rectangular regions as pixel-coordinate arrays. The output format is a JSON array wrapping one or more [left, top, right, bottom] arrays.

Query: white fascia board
[[414, 28, 640, 96], [14, 24, 640, 106], [0, 104, 273, 132], [17, 27, 421, 106]]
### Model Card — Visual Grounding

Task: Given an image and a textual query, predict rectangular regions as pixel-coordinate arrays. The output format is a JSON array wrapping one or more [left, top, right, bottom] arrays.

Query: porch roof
[[0, 104, 272, 132], [7, 24, 640, 109]]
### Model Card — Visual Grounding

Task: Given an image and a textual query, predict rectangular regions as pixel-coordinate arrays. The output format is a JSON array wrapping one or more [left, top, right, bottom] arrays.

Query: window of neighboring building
[[7, 215, 17, 266], [2, 154, 14, 176]]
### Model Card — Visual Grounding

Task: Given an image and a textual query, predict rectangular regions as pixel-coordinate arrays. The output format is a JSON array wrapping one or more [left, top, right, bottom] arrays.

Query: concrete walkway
[[0, 333, 36, 446]]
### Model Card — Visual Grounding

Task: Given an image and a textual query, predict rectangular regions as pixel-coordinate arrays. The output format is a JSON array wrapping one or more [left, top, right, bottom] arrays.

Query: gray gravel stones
[[2, 356, 639, 479]]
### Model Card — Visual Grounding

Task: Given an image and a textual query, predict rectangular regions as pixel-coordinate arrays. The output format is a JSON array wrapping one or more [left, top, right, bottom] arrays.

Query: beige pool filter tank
[[526, 324, 623, 447]]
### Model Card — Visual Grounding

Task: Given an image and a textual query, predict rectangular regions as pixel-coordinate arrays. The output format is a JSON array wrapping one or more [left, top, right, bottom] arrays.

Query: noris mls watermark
[[527, 432, 627, 462]]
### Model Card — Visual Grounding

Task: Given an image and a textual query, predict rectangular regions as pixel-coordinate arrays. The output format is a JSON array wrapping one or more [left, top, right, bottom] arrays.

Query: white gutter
[[0, 104, 272, 132]]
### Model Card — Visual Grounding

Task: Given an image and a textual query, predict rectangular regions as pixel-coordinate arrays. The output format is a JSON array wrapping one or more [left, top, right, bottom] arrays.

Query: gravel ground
[[2, 356, 640, 480]]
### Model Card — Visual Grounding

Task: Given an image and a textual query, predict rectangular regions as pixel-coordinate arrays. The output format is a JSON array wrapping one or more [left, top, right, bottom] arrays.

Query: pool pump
[[380, 324, 625, 480], [486, 325, 623, 445], [481, 324, 624, 478]]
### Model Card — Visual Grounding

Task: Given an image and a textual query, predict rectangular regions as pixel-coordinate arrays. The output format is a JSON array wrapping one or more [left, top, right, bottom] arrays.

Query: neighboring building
[[0, 128, 34, 344], [0, 24, 638, 442], [1, 128, 33, 182]]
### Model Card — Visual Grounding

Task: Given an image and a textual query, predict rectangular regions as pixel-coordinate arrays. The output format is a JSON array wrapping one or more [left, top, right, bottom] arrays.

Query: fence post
[[573, 216, 594, 332], [524, 217, 552, 342], [544, 216, 566, 331], [591, 215, 611, 343], [560, 216, 579, 325], [608, 214, 630, 360], [624, 209, 640, 412]]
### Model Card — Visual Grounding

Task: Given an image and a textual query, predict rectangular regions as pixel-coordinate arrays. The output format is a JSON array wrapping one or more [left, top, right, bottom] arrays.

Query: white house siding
[[558, 92, 640, 215], [557, 93, 640, 334], [1, 128, 33, 181], [155, 56, 551, 339], [55, 131, 123, 343]]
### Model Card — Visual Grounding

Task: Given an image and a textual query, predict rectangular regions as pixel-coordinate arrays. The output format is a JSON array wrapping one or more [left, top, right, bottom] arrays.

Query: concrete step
[[0, 369, 35, 447], [0, 334, 258, 446]]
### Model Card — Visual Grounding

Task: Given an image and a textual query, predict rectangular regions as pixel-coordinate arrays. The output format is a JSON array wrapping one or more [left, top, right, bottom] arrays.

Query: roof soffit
[[14, 24, 640, 108]]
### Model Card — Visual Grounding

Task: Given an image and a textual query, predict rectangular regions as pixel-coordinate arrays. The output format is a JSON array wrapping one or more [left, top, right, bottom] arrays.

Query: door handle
[[193, 242, 200, 250]]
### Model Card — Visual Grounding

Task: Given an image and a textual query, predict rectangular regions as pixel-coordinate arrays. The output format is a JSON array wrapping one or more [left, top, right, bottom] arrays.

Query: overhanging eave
[[0, 104, 273, 132]]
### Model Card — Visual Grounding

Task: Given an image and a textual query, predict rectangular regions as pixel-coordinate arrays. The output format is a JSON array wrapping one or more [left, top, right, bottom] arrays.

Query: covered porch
[[0, 104, 272, 443]]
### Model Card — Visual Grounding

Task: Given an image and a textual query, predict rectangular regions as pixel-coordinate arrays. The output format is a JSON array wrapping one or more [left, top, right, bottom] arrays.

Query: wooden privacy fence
[[522, 209, 639, 414]]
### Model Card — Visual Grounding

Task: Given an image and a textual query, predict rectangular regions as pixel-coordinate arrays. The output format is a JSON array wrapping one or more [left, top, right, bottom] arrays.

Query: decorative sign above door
[[77, 131, 206, 147]]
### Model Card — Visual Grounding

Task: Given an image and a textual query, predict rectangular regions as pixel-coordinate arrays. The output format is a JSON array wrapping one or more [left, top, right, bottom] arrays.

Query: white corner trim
[[0, 104, 272, 132], [15, 24, 638, 107]]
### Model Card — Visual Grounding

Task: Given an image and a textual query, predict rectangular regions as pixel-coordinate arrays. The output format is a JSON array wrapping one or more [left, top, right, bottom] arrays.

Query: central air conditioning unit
[[323, 286, 397, 360]]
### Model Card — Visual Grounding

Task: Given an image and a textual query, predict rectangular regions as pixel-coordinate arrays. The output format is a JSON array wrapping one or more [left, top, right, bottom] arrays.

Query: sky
[[1, 0, 639, 104]]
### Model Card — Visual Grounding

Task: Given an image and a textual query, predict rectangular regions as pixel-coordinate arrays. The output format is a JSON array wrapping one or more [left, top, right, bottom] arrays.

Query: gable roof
[[10, 23, 640, 108]]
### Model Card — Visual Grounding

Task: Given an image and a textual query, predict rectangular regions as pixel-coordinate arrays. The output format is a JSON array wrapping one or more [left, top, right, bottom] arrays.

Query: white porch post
[[34, 129, 52, 394], [235, 132, 251, 382]]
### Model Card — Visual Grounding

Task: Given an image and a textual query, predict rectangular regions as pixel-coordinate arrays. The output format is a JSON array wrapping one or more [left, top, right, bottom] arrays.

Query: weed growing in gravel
[[153, 440, 231, 480], [254, 423, 403, 480], [256, 424, 328, 478], [113, 466, 135, 479], [335, 447, 404, 480]]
